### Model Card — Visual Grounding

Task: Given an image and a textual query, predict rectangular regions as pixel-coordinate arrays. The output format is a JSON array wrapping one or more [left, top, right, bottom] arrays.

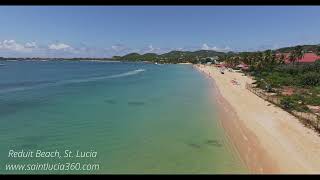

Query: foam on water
[[0, 69, 145, 94]]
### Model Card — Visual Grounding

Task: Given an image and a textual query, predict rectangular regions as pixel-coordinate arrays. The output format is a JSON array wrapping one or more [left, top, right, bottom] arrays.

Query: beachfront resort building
[[281, 52, 320, 64]]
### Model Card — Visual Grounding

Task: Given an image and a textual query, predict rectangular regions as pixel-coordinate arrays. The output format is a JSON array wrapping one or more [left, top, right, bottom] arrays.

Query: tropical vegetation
[[220, 45, 320, 113]]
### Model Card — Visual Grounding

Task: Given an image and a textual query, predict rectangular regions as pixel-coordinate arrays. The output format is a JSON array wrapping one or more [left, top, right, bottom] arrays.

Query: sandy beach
[[195, 64, 320, 174]]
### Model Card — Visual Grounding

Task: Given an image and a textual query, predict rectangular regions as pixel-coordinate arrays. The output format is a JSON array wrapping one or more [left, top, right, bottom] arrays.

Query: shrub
[[280, 96, 295, 110], [280, 95, 310, 112], [299, 72, 320, 87], [311, 86, 320, 94], [303, 87, 320, 106], [304, 96, 320, 106], [314, 59, 320, 71]]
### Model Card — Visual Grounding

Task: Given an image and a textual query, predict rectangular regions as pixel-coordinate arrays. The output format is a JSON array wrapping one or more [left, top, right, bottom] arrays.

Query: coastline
[[195, 64, 320, 174]]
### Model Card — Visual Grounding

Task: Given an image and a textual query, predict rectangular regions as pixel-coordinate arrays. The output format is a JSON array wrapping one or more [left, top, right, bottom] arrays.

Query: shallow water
[[0, 61, 247, 174]]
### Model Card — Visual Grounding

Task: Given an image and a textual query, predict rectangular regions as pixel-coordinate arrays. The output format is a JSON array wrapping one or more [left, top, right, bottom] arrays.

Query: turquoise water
[[0, 61, 246, 174]]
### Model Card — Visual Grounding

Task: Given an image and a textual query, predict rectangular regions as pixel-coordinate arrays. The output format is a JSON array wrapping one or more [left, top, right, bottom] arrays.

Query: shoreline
[[195, 64, 320, 174]]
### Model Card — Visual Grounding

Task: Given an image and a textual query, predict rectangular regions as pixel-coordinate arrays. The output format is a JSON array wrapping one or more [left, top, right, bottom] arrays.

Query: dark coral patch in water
[[186, 143, 201, 149], [104, 99, 116, 104], [0, 98, 50, 117], [128, 101, 145, 106], [205, 139, 223, 147]]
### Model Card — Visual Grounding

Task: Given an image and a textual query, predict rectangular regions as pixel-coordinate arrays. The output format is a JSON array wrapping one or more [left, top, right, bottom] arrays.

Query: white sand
[[195, 64, 320, 174]]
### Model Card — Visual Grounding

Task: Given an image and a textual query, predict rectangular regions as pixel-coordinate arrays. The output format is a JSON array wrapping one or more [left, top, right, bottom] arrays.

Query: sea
[[0, 60, 247, 174]]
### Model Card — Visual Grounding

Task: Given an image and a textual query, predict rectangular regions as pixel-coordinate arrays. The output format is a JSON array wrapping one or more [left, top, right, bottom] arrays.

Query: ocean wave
[[0, 69, 145, 94]]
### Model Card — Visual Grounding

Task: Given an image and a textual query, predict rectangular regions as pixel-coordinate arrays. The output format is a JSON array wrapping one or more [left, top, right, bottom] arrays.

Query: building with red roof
[[282, 53, 320, 64], [236, 63, 249, 70]]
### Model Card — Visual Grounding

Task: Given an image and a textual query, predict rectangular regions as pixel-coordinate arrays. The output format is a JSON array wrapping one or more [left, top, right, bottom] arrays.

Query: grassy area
[[251, 60, 320, 112]]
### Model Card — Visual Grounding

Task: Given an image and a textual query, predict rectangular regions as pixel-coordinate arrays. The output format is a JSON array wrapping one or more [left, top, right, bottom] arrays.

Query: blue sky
[[0, 6, 320, 58]]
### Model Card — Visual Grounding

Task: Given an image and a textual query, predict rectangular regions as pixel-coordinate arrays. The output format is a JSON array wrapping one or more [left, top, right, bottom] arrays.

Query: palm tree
[[271, 50, 277, 65], [277, 53, 286, 64], [252, 52, 261, 67], [219, 55, 227, 63], [224, 55, 232, 66], [252, 52, 263, 70], [315, 46, 320, 57], [225, 55, 241, 68], [264, 50, 275, 67], [240, 52, 250, 65], [247, 53, 254, 66], [288, 52, 296, 65], [226, 56, 235, 67], [293, 45, 305, 64]]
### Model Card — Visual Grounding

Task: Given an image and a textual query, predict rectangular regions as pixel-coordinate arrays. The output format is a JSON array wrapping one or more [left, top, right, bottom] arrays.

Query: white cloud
[[141, 44, 162, 54], [108, 44, 163, 55], [201, 43, 231, 52], [148, 44, 154, 51], [111, 44, 128, 52], [128, 49, 141, 53], [0, 40, 37, 52], [0, 39, 235, 58], [48, 43, 73, 51], [25, 42, 38, 48]]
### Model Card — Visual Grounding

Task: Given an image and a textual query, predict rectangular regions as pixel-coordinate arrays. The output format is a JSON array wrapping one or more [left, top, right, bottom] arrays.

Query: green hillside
[[112, 50, 229, 64], [276, 44, 320, 53]]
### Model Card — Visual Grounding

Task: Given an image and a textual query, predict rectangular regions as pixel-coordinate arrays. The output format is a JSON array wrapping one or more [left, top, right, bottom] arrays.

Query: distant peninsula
[[1, 44, 319, 64]]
